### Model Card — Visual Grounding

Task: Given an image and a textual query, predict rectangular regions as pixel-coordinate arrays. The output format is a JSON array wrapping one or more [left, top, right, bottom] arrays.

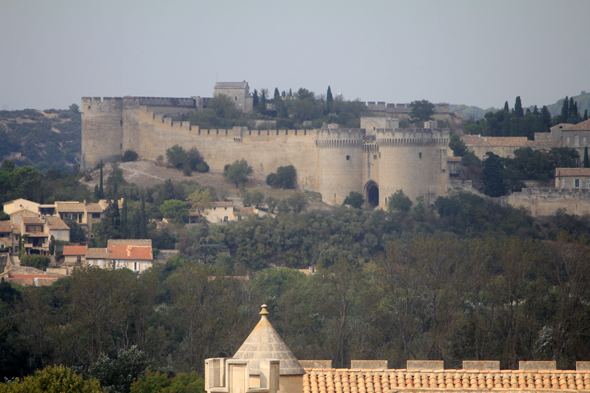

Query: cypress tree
[[561, 96, 569, 123], [514, 96, 524, 118], [139, 194, 147, 239], [540, 106, 552, 131], [584, 109, 588, 121], [121, 198, 128, 238], [584, 147, 590, 168], [326, 86, 333, 114], [94, 185, 99, 201], [289, 88, 292, 97], [504, 101, 509, 112], [274, 88, 280, 101], [99, 160, 104, 199], [252, 89, 259, 108]]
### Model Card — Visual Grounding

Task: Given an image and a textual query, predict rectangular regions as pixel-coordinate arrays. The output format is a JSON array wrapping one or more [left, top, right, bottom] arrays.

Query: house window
[[346, 155, 350, 161], [586, 179, 590, 188], [575, 134, 580, 146], [419, 152, 422, 159], [374, 155, 377, 159], [574, 179, 581, 188], [562, 179, 567, 188], [134, 262, 138, 271]]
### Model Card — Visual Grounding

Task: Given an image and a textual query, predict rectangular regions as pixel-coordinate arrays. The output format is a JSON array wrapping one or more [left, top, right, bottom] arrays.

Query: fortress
[[81, 82, 452, 207]]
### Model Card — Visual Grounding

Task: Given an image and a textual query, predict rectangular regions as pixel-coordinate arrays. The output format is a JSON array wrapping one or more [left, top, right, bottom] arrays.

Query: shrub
[[121, 149, 138, 162], [266, 165, 296, 189], [20, 255, 51, 270]]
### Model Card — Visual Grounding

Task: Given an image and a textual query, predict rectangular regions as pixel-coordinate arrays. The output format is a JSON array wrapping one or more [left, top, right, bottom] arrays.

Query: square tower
[[214, 82, 254, 113]]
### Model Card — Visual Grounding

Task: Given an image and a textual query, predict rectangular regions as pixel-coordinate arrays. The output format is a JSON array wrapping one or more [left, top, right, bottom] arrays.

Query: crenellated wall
[[82, 95, 452, 208], [503, 188, 590, 217]]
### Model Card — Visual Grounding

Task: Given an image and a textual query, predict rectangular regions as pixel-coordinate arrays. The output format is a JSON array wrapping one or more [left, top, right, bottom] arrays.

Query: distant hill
[[0, 106, 81, 173], [451, 91, 590, 121]]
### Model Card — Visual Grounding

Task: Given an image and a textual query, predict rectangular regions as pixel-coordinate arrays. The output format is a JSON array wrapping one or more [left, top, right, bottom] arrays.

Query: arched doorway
[[365, 181, 379, 207]]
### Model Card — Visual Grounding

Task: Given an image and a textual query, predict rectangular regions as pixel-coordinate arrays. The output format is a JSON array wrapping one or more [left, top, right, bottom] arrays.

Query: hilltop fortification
[[81, 83, 451, 207]]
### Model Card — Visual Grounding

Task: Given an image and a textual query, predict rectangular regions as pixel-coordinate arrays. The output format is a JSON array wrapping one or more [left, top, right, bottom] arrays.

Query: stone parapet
[[351, 360, 388, 369]]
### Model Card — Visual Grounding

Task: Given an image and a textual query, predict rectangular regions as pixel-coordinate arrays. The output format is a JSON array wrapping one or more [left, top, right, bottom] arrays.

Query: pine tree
[[99, 160, 104, 199], [584, 147, 589, 168]]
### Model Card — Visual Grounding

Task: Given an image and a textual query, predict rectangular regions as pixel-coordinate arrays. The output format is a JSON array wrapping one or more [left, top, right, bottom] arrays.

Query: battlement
[[518, 187, 590, 198], [82, 96, 196, 107], [315, 128, 366, 148], [364, 101, 450, 114]]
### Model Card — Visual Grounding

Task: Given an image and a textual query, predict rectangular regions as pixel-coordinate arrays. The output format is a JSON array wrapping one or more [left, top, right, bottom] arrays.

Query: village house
[[0, 221, 19, 254], [462, 135, 561, 160], [62, 245, 87, 266], [203, 202, 236, 223], [18, 216, 70, 255], [555, 167, 590, 190], [86, 239, 153, 273]]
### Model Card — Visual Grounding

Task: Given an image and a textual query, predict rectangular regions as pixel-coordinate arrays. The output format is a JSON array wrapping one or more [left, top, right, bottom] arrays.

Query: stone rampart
[[505, 188, 590, 217], [365, 101, 450, 114]]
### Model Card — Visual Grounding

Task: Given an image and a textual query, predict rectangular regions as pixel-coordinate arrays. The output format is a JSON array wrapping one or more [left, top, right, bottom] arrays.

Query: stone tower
[[317, 125, 366, 206], [205, 305, 304, 393]]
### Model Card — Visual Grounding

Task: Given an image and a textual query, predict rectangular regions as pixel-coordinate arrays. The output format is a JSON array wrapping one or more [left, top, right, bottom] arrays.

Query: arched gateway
[[365, 181, 379, 207]]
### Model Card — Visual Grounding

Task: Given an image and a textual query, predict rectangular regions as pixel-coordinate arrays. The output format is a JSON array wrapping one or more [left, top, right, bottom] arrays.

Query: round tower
[[317, 127, 365, 205], [376, 128, 449, 207], [81, 97, 124, 171]]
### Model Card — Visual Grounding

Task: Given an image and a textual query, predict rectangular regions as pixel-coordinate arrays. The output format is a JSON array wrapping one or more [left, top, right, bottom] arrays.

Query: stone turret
[[205, 305, 304, 393]]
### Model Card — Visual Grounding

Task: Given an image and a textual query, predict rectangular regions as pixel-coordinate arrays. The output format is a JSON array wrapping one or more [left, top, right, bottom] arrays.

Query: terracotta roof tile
[[55, 202, 85, 212], [22, 217, 44, 224], [107, 245, 153, 260], [85, 203, 103, 213], [564, 119, 590, 131], [555, 168, 590, 177], [0, 221, 14, 233], [526, 140, 562, 148], [212, 202, 234, 207], [303, 369, 590, 392], [447, 156, 462, 162], [107, 239, 152, 247], [44, 216, 70, 230], [63, 245, 87, 256], [86, 247, 109, 259]]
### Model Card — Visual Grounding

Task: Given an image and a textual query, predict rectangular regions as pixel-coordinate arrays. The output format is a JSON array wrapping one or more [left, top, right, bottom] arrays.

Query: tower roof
[[233, 305, 305, 376]]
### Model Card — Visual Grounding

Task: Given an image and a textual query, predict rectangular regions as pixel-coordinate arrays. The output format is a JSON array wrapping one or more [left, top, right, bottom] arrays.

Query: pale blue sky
[[1, 0, 589, 110]]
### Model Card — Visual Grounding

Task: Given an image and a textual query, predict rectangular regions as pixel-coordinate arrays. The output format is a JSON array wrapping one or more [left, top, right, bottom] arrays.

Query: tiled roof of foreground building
[[303, 368, 590, 393], [233, 304, 305, 376]]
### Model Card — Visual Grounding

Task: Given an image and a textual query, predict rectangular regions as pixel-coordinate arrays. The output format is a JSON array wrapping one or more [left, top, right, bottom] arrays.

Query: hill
[[0, 105, 81, 173]]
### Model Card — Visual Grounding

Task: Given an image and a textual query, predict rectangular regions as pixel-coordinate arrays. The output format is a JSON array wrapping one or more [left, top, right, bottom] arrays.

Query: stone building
[[86, 239, 153, 273], [81, 84, 451, 208], [555, 168, 590, 190], [205, 305, 304, 393], [214, 82, 254, 113]]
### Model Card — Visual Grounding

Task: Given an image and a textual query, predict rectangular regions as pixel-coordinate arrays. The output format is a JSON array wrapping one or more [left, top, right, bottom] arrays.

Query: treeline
[[2, 233, 590, 382], [188, 87, 365, 130], [0, 105, 81, 173]]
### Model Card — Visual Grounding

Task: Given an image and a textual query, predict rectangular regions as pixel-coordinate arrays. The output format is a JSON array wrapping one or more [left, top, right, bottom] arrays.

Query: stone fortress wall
[[501, 187, 590, 217], [80, 86, 453, 208]]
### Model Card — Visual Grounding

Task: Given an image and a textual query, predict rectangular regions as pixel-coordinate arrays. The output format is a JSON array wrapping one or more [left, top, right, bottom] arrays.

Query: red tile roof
[[564, 119, 590, 131], [107, 245, 153, 260], [555, 168, 590, 177], [63, 245, 87, 256], [0, 221, 14, 233]]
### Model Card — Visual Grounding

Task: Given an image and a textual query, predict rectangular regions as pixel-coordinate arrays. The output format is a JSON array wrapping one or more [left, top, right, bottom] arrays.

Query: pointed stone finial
[[260, 304, 269, 316]]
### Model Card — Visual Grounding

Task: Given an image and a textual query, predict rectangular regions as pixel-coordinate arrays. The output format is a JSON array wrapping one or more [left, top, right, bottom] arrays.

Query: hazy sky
[[1, 0, 589, 110]]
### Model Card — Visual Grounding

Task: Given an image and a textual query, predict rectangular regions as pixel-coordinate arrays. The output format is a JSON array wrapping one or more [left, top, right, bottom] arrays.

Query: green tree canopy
[[0, 366, 102, 393], [266, 165, 297, 189], [410, 100, 435, 123], [387, 190, 412, 212], [159, 199, 189, 225], [343, 191, 364, 209], [483, 152, 507, 197], [224, 159, 253, 188]]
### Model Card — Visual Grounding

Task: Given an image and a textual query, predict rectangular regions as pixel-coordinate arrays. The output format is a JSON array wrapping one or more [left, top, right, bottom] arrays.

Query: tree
[[266, 165, 297, 189], [99, 160, 104, 199], [343, 191, 364, 209], [540, 105, 552, 131], [105, 162, 128, 198], [208, 94, 240, 119], [166, 145, 187, 170], [252, 89, 259, 108], [188, 188, 214, 213], [274, 88, 280, 101], [65, 218, 86, 243], [160, 199, 189, 225], [287, 192, 308, 214], [122, 150, 138, 162], [560, 96, 569, 123], [20, 255, 50, 270], [449, 134, 467, 157], [121, 198, 129, 238], [69, 103, 80, 114], [482, 152, 507, 197], [93, 199, 122, 246], [0, 365, 102, 393], [584, 147, 589, 168], [224, 159, 253, 188], [514, 96, 524, 118], [387, 189, 412, 212], [409, 100, 435, 123], [326, 86, 333, 114], [131, 371, 205, 393], [87, 345, 151, 393]]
